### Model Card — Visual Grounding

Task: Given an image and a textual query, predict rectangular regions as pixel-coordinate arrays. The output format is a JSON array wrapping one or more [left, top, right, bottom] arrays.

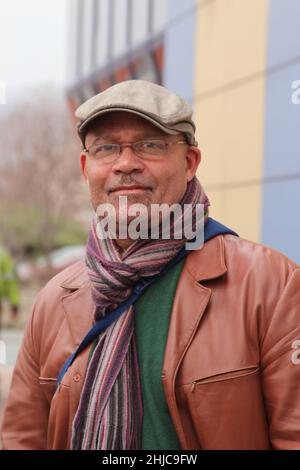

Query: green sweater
[[134, 258, 186, 450]]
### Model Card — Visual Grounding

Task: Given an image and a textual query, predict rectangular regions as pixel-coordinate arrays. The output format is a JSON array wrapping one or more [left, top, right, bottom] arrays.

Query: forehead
[[85, 111, 167, 143]]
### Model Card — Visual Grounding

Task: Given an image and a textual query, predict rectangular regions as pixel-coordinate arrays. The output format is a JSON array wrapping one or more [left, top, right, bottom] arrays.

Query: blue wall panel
[[263, 181, 300, 264], [264, 64, 300, 177], [262, 0, 300, 263], [266, 0, 300, 68], [164, 0, 197, 105]]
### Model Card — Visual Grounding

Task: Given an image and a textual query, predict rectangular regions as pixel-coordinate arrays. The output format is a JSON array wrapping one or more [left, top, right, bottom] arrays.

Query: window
[[95, 0, 110, 67], [152, 0, 167, 34], [67, 0, 81, 83], [113, 0, 129, 58], [131, 0, 149, 46], [81, 0, 95, 76]]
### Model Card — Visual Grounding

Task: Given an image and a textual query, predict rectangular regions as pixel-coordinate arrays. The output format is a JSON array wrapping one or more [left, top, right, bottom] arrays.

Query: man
[[0, 246, 20, 324], [1, 80, 300, 450]]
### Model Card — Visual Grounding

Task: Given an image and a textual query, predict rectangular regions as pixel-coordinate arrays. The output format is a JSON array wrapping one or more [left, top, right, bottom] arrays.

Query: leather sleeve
[[1, 297, 49, 450], [261, 268, 300, 449]]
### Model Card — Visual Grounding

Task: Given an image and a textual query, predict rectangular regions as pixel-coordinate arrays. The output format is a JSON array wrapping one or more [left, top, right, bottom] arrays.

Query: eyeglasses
[[84, 139, 188, 163]]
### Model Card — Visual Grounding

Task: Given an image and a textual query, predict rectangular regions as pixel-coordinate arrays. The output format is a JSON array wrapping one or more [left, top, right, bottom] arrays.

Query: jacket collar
[[60, 260, 90, 290], [185, 232, 227, 282]]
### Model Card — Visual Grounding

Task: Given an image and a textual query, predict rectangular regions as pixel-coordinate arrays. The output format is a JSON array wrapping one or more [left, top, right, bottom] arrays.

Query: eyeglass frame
[[82, 139, 190, 161]]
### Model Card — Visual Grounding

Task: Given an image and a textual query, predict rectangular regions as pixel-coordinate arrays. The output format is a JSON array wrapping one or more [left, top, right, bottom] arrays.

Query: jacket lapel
[[62, 287, 95, 347], [58, 263, 96, 421], [162, 235, 228, 448], [60, 261, 95, 347]]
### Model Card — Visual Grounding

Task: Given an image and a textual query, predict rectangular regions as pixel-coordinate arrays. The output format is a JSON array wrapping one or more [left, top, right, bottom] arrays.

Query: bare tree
[[0, 86, 90, 259]]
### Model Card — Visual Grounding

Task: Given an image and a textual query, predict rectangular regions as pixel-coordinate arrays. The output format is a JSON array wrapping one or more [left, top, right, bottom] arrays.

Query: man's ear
[[80, 152, 88, 181], [186, 146, 201, 182]]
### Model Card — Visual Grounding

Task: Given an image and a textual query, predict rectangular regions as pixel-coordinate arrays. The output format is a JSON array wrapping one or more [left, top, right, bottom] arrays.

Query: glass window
[[81, 0, 95, 76], [67, 0, 81, 83], [131, 0, 149, 46], [152, 0, 167, 34], [113, 0, 128, 58], [96, 0, 110, 67]]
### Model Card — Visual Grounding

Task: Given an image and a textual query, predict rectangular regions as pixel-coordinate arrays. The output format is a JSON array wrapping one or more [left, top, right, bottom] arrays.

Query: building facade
[[68, 0, 300, 263], [67, 0, 166, 111]]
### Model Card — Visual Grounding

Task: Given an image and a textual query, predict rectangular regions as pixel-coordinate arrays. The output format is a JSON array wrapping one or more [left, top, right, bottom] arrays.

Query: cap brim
[[78, 107, 185, 141]]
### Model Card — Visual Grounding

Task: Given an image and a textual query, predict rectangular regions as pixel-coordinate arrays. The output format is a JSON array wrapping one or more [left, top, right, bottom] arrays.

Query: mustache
[[108, 175, 155, 192]]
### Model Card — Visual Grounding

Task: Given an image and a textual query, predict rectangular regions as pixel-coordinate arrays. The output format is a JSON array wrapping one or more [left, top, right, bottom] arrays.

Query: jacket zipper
[[39, 377, 57, 385], [190, 366, 259, 392]]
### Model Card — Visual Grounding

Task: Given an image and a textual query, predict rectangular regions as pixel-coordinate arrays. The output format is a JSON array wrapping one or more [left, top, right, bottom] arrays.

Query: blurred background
[[1, 0, 300, 432]]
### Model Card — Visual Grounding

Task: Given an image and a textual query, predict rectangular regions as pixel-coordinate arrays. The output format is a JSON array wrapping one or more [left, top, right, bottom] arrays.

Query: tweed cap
[[75, 80, 197, 147]]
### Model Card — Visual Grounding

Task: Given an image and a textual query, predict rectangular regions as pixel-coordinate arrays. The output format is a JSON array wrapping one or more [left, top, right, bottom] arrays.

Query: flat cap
[[75, 80, 197, 146]]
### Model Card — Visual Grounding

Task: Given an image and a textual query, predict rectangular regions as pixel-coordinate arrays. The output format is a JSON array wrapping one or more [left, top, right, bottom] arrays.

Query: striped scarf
[[71, 176, 210, 450]]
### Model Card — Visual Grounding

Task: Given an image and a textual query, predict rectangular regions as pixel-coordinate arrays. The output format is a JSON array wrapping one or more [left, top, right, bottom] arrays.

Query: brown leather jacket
[[2, 234, 300, 450]]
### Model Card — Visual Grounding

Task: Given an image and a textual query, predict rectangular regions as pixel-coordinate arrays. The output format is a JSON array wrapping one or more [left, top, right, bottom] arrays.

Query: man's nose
[[112, 146, 144, 173]]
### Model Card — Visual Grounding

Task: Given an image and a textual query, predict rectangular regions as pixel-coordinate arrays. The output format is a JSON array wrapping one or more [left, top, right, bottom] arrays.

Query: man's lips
[[109, 185, 152, 194]]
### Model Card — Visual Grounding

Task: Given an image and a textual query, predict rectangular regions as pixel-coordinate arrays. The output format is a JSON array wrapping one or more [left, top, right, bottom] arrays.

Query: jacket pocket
[[190, 365, 259, 392], [183, 365, 269, 449], [38, 377, 58, 403]]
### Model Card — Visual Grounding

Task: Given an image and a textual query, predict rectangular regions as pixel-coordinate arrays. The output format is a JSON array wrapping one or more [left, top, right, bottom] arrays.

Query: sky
[[0, 0, 68, 104]]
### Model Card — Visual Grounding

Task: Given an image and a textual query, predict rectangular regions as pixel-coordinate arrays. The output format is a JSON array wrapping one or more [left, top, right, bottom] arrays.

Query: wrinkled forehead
[[84, 111, 169, 145]]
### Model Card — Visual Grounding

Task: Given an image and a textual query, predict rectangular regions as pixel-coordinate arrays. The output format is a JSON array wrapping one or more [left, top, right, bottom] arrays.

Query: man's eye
[[94, 144, 116, 153], [140, 141, 165, 150]]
